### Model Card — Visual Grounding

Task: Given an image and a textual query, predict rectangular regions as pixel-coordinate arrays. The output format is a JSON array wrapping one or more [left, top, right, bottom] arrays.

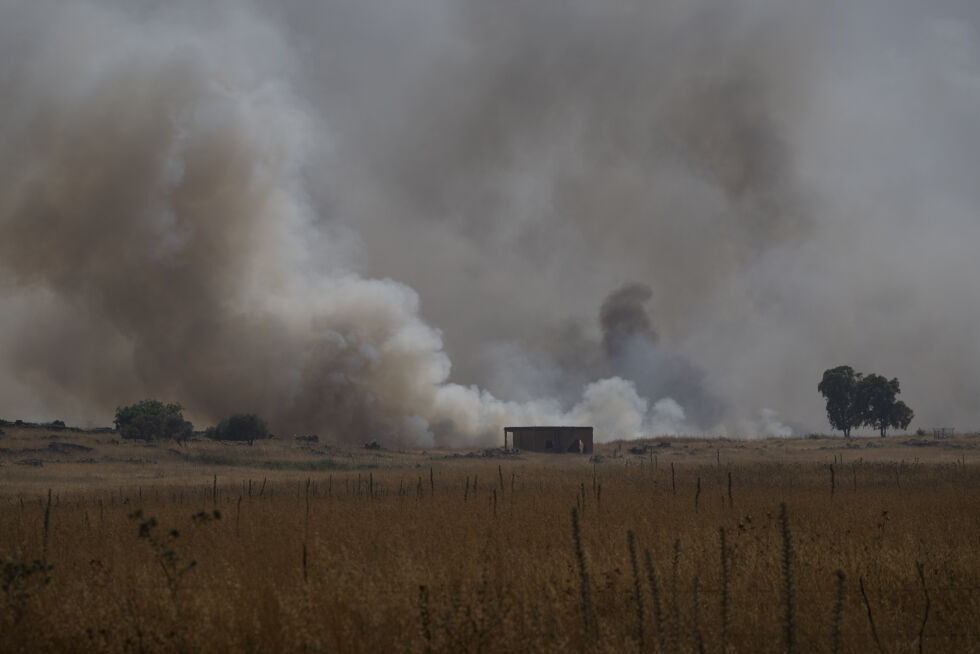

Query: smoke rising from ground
[[601, 284, 658, 360], [2, 1, 979, 442], [600, 284, 725, 430]]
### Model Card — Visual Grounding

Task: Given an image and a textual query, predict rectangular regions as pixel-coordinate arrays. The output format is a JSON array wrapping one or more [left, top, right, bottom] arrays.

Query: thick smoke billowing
[[2, 0, 980, 442], [600, 284, 724, 430], [601, 284, 658, 360]]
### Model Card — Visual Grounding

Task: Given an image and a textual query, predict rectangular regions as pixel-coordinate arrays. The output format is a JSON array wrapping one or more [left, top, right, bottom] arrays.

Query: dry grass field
[[2, 422, 979, 652]]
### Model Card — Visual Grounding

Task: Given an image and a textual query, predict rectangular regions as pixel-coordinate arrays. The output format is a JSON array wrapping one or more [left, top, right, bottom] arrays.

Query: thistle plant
[[129, 509, 221, 602], [2, 557, 52, 623]]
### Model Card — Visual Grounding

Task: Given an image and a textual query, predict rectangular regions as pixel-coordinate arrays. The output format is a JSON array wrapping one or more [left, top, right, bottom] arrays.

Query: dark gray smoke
[[601, 284, 658, 360], [600, 284, 725, 430], [2, 0, 980, 440]]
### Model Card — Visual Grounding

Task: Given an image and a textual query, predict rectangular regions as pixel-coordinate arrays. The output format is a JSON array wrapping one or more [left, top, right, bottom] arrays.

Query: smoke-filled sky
[[2, 0, 979, 444]]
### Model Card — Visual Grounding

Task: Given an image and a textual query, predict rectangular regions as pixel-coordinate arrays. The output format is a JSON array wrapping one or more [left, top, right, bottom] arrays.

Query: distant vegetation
[[205, 413, 271, 446], [113, 400, 193, 442], [818, 366, 914, 437], [111, 402, 274, 447]]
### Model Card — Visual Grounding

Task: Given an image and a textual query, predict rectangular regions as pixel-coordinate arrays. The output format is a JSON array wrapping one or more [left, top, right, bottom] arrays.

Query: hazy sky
[[2, 0, 979, 443]]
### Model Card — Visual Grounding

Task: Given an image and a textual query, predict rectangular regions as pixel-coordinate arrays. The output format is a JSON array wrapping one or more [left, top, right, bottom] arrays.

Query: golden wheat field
[[2, 423, 979, 653]]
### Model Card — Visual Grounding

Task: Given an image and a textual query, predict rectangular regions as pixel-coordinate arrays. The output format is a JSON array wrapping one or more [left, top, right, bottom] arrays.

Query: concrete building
[[503, 426, 594, 454]]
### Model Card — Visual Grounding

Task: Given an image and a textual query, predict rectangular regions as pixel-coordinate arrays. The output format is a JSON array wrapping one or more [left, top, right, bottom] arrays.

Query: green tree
[[857, 374, 914, 437], [114, 400, 193, 442], [205, 413, 270, 446], [890, 400, 914, 433], [817, 366, 863, 438]]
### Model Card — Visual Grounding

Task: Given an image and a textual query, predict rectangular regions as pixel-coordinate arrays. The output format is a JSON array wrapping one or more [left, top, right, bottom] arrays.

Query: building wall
[[504, 427, 594, 454]]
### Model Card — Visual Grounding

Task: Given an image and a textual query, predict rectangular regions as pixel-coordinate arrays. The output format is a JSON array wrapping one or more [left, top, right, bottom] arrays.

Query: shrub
[[114, 400, 192, 442], [205, 413, 270, 446]]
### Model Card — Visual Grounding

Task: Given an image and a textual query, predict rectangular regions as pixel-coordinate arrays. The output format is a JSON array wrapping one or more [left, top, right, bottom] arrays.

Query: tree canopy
[[817, 366, 863, 438], [205, 413, 270, 445], [857, 375, 914, 437], [818, 367, 914, 437], [114, 400, 193, 442]]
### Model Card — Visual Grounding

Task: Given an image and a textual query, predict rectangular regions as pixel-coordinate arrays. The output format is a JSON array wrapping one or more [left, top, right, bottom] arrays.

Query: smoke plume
[[600, 284, 724, 430], [2, 1, 980, 442], [601, 284, 658, 360]]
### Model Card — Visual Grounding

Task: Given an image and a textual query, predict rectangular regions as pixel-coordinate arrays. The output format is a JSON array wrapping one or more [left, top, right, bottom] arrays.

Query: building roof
[[503, 426, 593, 431]]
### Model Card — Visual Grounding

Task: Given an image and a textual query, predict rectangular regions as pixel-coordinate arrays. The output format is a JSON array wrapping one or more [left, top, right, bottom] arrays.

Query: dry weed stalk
[[670, 538, 681, 654], [644, 548, 668, 654], [627, 530, 645, 653], [571, 507, 598, 649], [418, 584, 433, 652], [859, 576, 884, 654], [41, 489, 51, 565], [720, 527, 729, 653], [779, 503, 796, 654], [692, 576, 705, 654], [915, 562, 930, 654], [832, 569, 846, 654]]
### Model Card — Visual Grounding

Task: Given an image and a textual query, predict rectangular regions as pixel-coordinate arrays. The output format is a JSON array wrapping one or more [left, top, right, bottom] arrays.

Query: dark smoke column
[[599, 283, 725, 430]]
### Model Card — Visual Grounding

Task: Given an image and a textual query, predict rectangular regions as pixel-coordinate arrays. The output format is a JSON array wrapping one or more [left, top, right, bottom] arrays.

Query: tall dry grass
[[1, 460, 979, 652]]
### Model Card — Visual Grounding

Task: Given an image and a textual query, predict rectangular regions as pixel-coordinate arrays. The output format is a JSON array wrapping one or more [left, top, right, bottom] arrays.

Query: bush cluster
[[114, 400, 271, 446], [205, 413, 270, 446], [114, 400, 192, 442]]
